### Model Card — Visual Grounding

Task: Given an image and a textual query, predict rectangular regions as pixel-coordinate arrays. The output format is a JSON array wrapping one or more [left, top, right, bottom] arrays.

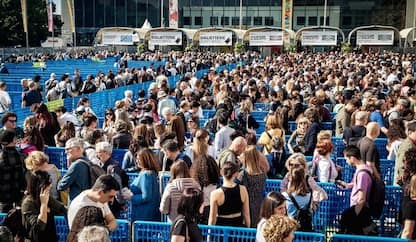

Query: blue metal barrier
[[336, 158, 395, 186], [55, 216, 130, 242], [332, 234, 408, 242], [45, 147, 128, 169], [133, 221, 325, 242]]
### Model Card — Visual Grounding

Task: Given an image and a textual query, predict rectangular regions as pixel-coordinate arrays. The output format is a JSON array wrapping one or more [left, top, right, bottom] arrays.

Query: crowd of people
[[0, 49, 416, 241]]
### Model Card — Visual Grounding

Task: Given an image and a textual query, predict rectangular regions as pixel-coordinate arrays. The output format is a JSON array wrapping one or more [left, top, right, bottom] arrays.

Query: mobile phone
[[335, 180, 346, 188]]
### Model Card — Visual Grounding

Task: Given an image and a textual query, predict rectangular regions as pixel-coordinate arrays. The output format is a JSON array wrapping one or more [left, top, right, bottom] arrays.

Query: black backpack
[[356, 169, 385, 219], [287, 191, 313, 232], [79, 159, 106, 187], [348, 127, 366, 147]]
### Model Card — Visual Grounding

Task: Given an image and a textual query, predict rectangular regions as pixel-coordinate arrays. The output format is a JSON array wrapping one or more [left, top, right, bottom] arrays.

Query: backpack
[[287, 191, 313, 232], [216, 149, 234, 170], [348, 127, 366, 147], [356, 169, 385, 219], [79, 159, 106, 187]]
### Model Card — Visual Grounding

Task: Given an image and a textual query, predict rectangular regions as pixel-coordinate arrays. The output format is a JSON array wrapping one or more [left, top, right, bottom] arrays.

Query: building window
[[297, 16, 305, 26], [320, 16, 330, 25], [264, 17, 273, 26], [195, 16, 203, 25], [221, 16, 229, 26], [253, 17, 262, 26], [210, 16, 218, 26], [243, 16, 251, 25], [232, 16, 239, 26], [183, 16, 191, 25], [356, 16, 365, 25], [342, 16, 352, 26], [308, 16, 317, 26]]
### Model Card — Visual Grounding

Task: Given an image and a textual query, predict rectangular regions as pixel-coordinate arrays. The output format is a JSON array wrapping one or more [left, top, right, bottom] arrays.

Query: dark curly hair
[[67, 206, 106, 242]]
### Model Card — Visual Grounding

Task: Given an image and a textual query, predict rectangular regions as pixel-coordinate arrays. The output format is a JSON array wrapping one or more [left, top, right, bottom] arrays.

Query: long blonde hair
[[242, 145, 262, 175], [192, 129, 209, 157]]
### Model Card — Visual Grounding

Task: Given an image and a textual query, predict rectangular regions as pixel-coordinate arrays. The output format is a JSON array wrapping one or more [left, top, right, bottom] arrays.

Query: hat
[[157, 91, 167, 99], [0, 129, 16, 145]]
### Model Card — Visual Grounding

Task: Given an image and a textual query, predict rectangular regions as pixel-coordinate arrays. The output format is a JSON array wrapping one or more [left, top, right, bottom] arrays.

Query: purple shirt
[[350, 165, 372, 207]]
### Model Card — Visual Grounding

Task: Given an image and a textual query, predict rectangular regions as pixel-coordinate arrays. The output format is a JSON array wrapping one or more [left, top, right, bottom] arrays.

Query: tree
[[0, 0, 63, 47]]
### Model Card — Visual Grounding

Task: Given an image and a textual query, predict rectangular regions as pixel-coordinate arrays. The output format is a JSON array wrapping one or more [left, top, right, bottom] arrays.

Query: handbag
[[171, 216, 189, 242]]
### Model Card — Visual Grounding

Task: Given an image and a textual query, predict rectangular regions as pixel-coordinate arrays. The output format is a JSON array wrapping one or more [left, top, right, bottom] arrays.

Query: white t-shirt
[[68, 190, 111, 229], [256, 218, 267, 242]]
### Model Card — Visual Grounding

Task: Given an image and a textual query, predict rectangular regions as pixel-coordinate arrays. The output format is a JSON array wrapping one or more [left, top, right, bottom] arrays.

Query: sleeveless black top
[[218, 185, 243, 215]]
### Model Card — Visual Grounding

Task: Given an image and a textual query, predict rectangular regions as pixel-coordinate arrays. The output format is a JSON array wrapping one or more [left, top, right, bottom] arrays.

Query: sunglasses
[[7, 119, 17, 123], [288, 163, 302, 168]]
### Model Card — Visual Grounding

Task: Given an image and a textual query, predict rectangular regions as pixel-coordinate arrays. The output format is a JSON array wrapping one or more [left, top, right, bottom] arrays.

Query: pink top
[[350, 165, 372, 207]]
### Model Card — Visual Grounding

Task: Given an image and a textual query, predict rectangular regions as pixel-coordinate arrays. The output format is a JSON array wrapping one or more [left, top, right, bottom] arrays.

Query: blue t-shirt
[[370, 111, 385, 128], [282, 191, 312, 218]]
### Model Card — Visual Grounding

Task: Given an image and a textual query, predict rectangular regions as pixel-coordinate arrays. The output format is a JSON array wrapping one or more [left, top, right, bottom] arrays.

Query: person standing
[[95, 141, 130, 218], [338, 146, 376, 235], [170, 188, 204, 242], [0, 129, 26, 212], [162, 107, 186, 150], [67, 175, 119, 231], [214, 111, 235, 155], [57, 138, 91, 203], [335, 99, 360, 137], [21, 171, 66, 242], [208, 161, 250, 227], [239, 145, 267, 228], [357, 122, 381, 179], [22, 81, 42, 108], [395, 121, 416, 185], [131, 148, 161, 221], [0, 81, 11, 113], [0, 112, 24, 141]]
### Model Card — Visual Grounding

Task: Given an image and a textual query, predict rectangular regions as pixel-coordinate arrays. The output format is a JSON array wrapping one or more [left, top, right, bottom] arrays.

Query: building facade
[[61, 0, 408, 46]]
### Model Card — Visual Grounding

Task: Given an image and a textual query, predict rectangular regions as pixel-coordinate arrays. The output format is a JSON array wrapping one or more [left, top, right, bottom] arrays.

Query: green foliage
[[341, 42, 352, 53], [185, 43, 195, 52], [284, 42, 297, 52], [136, 43, 146, 54], [234, 42, 244, 53], [0, 0, 63, 47]]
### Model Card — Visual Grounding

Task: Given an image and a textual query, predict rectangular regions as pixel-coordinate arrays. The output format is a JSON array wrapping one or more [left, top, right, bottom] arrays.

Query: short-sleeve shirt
[[171, 215, 202, 242], [258, 128, 285, 154], [350, 166, 372, 207], [68, 190, 112, 229], [358, 137, 380, 172], [402, 196, 416, 239]]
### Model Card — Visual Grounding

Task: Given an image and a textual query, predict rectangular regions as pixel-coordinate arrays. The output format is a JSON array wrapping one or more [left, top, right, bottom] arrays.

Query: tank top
[[218, 185, 243, 215]]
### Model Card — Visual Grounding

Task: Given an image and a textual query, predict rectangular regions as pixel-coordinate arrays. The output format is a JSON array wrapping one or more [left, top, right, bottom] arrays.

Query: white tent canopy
[[141, 19, 152, 29]]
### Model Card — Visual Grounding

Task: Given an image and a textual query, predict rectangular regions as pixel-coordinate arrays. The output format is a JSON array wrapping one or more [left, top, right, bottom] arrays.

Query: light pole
[[161, 0, 164, 27], [323, 0, 328, 26], [239, 0, 242, 29]]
